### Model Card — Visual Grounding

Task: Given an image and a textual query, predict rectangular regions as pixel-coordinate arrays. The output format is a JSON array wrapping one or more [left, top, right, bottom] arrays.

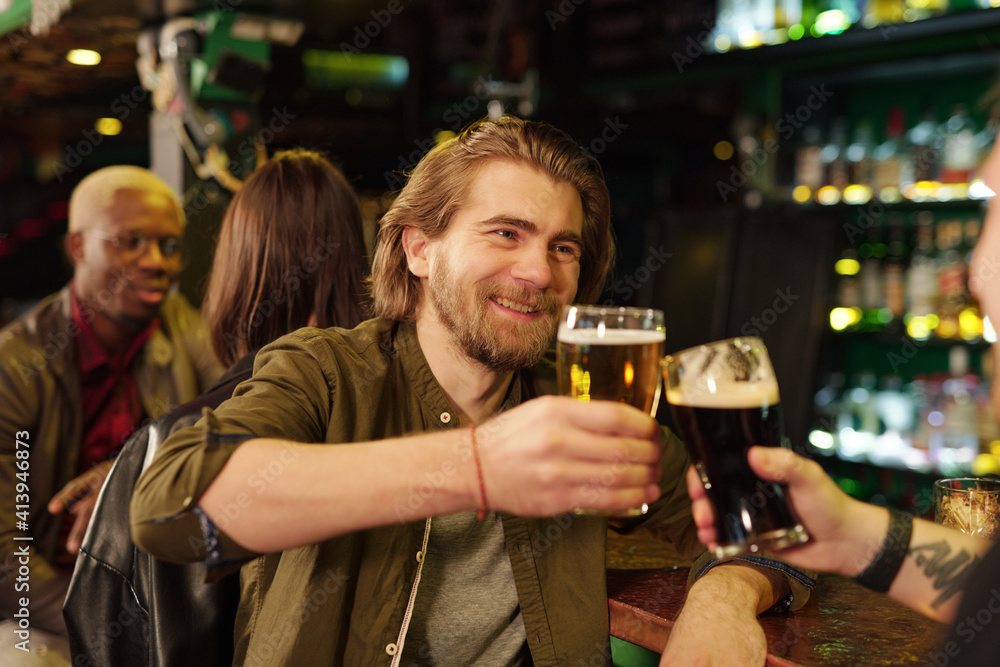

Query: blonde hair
[[68, 166, 184, 232], [370, 116, 613, 320]]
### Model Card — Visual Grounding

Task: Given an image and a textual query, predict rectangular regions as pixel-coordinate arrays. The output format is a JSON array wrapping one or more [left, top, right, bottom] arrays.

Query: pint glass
[[557, 305, 665, 516], [662, 337, 809, 558]]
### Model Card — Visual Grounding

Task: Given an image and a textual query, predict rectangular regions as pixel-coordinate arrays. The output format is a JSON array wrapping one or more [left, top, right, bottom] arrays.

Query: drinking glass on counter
[[556, 305, 665, 517], [662, 336, 809, 558], [934, 478, 1000, 539]]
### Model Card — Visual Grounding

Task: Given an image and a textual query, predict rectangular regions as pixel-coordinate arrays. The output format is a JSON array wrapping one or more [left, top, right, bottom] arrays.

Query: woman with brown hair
[[61, 148, 370, 667]]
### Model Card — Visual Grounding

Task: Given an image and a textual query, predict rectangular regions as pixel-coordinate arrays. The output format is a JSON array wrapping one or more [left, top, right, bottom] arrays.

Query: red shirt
[[57, 288, 158, 566], [71, 287, 158, 472]]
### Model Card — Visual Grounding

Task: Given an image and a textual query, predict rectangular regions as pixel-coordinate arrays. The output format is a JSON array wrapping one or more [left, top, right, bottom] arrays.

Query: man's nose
[[135, 239, 173, 272], [510, 245, 552, 289]]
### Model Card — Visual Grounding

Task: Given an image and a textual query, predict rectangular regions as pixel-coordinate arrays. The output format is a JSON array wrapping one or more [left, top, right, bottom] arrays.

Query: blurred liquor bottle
[[940, 104, 978, 186], [872, 106, 909, 203], [907, 211, 939, 320], [821, 117, 850, 198], [908, 99, 942, 186], [884, 213, 908, 320], [846, 117, 875, 203]]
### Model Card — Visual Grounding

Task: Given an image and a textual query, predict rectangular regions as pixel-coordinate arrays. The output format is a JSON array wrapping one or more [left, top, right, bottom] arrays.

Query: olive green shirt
[[132, 318, 813, 666], [0, 286, 221, 634]]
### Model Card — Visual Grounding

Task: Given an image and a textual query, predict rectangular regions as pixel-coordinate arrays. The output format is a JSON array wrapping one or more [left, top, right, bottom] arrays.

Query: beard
[[430, 257, 562, 373]]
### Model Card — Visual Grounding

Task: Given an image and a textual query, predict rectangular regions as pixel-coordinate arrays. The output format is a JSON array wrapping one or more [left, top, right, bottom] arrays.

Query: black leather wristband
[[854, 507, 914, 593]]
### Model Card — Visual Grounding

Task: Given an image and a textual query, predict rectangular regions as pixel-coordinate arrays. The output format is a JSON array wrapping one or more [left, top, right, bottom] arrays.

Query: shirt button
[[439, 412, 452, 424], [385, 643, 398, 656], [416, 550, 424, 563]]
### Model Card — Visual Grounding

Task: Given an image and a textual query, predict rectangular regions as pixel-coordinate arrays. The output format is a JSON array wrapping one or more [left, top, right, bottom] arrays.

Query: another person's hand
[[661, 563, 770, 666], [48, 460, 114, 554], [477, 396, 663, 517], [686, 446, 885, 578]]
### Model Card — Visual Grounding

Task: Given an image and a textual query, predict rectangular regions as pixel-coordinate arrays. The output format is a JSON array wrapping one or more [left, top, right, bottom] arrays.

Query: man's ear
[[401, 226, 431, 279], [65, 232, 84, 266]]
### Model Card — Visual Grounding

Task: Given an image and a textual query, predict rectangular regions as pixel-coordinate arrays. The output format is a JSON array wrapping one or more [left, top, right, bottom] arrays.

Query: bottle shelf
[[583, 8, 1000, 95], [770, 193, 991, 211], [827, 327, 993, 348]]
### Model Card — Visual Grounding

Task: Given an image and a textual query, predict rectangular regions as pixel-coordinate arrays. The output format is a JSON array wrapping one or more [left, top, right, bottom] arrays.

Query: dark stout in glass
[[667, 387, 806, 555]]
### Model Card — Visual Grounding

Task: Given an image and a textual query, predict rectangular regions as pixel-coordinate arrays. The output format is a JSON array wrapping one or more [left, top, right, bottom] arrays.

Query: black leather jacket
[[63, 356, 252, 666]]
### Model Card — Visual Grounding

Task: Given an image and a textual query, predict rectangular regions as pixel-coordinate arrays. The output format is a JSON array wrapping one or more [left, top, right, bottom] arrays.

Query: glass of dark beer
[[662, 337, 809, 558], [557, 305, 665, 517]]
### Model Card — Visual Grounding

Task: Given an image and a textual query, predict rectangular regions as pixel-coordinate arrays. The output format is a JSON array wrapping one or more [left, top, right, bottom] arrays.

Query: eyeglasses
[[83, 229, 183, 259]]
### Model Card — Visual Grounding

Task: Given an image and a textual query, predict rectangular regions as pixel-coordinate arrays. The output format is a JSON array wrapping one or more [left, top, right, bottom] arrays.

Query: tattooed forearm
[[909, 541, 980, 609]]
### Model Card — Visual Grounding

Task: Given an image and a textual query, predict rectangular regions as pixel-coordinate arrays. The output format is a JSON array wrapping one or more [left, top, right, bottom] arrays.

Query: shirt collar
[[395, 320, 527, 423], [70, 281, 160, 374]]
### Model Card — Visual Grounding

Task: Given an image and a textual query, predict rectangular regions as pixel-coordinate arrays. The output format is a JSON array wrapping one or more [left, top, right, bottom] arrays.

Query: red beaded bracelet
[[469, 424, 488, 520]]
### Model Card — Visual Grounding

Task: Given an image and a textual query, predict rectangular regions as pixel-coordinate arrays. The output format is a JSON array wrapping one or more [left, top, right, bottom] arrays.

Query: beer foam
[[665, 383, 780, 408], [557, 327, 665, 345]]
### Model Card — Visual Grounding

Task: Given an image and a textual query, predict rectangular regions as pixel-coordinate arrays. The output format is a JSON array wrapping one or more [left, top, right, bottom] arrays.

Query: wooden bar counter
[[607, 529, 948, 666]]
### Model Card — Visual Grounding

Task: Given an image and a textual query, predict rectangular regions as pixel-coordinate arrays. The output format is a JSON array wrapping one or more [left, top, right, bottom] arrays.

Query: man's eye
[[554, 245, 580, 257], [123, 236, 145, 252], [496, 230, 516, 240]]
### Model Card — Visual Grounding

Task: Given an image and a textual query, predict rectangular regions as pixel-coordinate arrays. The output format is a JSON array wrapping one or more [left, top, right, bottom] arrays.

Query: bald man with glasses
[[0, 166, 221, 655]]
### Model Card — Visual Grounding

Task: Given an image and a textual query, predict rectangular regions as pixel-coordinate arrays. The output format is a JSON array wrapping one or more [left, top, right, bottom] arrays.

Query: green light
[[303, 50, 409, 90], [815, 9, 851, 35], [838, 478, 859, 495], [788, 23, 805, 40]]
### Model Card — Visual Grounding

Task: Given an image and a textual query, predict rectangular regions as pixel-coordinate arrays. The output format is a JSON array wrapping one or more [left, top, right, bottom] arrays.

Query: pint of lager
[[663, 337, 809, 558], [557, 328, 664, 416], [557, 305, 665, 516]]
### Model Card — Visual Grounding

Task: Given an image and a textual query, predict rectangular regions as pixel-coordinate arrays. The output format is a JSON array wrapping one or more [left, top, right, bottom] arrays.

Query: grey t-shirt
[[400, 511, 531, 665]]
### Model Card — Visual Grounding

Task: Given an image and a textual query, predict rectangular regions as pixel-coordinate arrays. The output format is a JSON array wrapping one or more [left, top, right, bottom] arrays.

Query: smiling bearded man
[[430, 259, 562, 372], [130, 116, 815, 667]]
